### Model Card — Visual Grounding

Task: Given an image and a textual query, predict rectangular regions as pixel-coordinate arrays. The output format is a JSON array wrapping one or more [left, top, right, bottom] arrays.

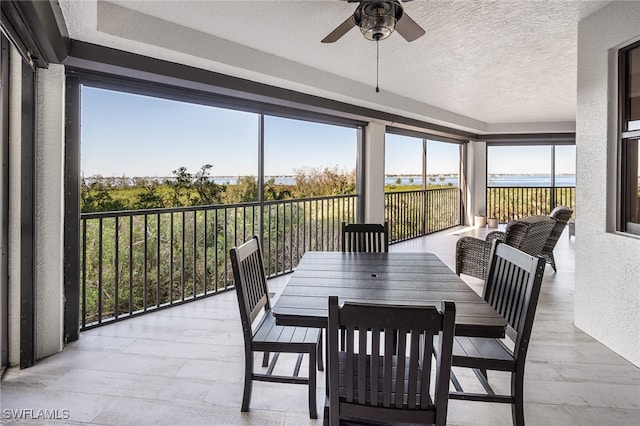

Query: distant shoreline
[[83, 173, 578, 187]]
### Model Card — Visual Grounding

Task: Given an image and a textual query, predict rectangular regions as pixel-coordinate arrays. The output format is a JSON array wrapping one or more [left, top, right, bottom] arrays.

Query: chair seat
[[252, 313, 320, 352], [452, 336, 516, 372]]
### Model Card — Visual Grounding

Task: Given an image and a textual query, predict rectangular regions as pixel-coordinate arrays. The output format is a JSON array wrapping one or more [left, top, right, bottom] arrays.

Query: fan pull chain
[[376, 39, 380, 93]]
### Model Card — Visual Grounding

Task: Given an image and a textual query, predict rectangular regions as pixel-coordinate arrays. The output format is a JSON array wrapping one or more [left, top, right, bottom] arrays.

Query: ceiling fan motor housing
[[355, 1, 404, 41]]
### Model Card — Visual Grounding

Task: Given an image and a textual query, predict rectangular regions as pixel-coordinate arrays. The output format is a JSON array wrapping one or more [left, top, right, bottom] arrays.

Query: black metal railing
[[487, 186, 576, 223], [79, 188, 464, 329], [385, 187, 462, 242], [80, 194, 356, 329]]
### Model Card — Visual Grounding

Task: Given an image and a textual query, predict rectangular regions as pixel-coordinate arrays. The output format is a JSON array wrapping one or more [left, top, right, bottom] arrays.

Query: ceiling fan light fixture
[[360, 13, 396, 41]]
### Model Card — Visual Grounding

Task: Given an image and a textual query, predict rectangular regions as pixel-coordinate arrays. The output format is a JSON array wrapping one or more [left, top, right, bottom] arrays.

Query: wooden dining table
[[271, 251, 507, 338]]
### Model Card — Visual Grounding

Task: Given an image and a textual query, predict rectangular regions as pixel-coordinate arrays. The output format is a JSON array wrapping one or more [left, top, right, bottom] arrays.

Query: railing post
[[422, 189, 427, 236]]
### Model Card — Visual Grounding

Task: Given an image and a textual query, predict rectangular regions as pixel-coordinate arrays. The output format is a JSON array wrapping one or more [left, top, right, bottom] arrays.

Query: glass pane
[[487, 145, 552, 186], [625, 139, 639, 228], [385, 134, 422, 188], [426, 140, 459, 187], [263, 116, 357, 197], [555, 145, 576, 187], [81, 86, 259, 209], [629, 46, 640, 131]]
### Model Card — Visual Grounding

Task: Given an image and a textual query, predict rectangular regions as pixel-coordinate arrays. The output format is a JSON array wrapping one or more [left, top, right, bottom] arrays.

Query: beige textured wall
[[575, 1, 640, 366]]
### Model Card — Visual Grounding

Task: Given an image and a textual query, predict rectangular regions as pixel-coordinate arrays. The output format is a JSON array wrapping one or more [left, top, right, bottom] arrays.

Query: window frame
[[618, 40, 640, 235], [65, 71, 366, 336]]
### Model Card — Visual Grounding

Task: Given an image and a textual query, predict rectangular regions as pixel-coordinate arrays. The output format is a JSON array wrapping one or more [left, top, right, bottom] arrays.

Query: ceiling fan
[[322, 0, 425, 43]]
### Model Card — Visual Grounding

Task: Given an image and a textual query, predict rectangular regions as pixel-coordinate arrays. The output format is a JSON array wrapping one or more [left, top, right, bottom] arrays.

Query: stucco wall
[[7, 45, 22, 366], [575, 1, 640, 366], [363, 122, 386, 223], [472, 141, 487, 224], [35, 64, 65, 359]]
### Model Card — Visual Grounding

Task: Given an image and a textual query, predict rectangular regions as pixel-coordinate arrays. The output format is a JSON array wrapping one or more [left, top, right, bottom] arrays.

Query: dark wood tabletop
[[271, 251, 507, 338]]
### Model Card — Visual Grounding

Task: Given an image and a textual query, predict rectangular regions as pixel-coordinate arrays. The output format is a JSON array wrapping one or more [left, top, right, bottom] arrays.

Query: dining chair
[[327, 296, 456, 426], [230, 235, 323, 419], [449, 240, 546, 426], [341, 221, 389, 252]]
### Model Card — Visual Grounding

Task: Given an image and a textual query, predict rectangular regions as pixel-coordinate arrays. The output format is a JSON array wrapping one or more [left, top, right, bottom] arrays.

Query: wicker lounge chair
[[456, 215, 555, 280], [539, 206, 573, 271]]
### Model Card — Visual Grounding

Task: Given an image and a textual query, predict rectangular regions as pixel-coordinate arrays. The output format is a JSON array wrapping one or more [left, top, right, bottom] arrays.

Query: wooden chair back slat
[[345, 326, 355, 402], [407, 331, 420, 409], [370, 328, 380, 406], [420, 330, 434, 409], [358, 329, 367, 405]]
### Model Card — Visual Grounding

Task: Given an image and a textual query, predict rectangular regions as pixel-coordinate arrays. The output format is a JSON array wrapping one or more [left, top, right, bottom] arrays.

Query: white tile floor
[[2, 226, 639, 425]]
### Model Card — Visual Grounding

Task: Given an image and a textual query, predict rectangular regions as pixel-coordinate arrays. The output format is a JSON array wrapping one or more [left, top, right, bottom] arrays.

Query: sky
[[81, 87, 357, 177], [488, 145, 576, 175], [81, 86, 575, 178], [385, 134, 460, 175]]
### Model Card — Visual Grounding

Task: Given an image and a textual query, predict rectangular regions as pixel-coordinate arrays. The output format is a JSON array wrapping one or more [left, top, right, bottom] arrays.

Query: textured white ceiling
[[58, 0, 609, 134]]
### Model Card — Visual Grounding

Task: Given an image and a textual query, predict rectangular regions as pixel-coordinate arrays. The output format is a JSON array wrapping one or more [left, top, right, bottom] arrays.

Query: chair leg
[[549, 253, 557, 272], [511, 372, 525, 426], [242, 350, 254, 412], [309, 348, 318, 419], [317, 333, 324, 372], [262, 351, 270, 367]]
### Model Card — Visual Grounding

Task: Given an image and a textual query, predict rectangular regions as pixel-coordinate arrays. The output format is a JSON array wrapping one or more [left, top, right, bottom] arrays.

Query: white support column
[[462, 140, 487, 226], [34, 64, 65, 359], [468, 140, 487, 226], [362, 122, 386, 223], [7, 44, 22, 366]]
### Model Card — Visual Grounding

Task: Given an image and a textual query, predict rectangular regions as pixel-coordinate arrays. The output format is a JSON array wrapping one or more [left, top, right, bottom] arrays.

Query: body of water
[[384, 175, 576, 187]]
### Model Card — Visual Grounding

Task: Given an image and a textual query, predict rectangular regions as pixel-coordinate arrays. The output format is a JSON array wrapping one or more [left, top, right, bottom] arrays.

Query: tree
[[134, 184, 165, 209], [169, 166, 193, 207], [291, 166, 355, 197], [264, 178, 291, 200], [224, 176, 259, 203], [80, 175, 127, 212], [192, 164, 224, 205]]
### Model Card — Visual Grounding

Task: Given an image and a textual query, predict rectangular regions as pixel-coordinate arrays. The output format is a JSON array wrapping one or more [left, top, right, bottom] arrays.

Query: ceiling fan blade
[[395, 12, 425, 42], [321, 16, 357, 43]]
